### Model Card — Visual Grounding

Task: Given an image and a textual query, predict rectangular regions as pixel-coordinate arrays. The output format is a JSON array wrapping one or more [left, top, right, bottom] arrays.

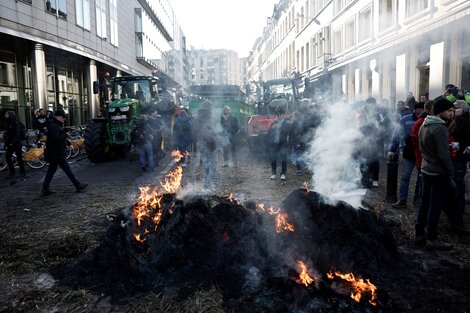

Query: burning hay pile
[[55, 161, 398, 312]]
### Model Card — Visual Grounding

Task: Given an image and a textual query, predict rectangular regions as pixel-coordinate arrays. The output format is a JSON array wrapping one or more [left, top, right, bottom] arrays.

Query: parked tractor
[[246, 78, 300, 153], [84, 76, 159, 162]]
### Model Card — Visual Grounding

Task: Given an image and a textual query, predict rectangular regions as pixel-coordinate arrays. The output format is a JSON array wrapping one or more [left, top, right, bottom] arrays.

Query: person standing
[[415, 98, 454, 249], [131, 114, 155, 172], [41, 109, 87, 195], [197, 101, 218, 191], [173, 109, 192, 167], [220, 106, 239, 167], [268, 109, 291, 181], [148, 110, 164, 166], [389, 102, 424, 208], [3, 111, 26, 178], [447, 100, 470, 232]]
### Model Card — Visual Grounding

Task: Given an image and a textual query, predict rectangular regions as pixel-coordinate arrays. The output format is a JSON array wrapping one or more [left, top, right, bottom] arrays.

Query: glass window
[[379, 0, 394, 30], [406, 0, 429, 17], [345, 19, 355, 49], [358, 8, 372, 42], [333, 29, 342, 55], [96, 0, 107, 39], [110, 0, 118, 46], [46, 0, 67, 19], [75, 0, 91, 30]]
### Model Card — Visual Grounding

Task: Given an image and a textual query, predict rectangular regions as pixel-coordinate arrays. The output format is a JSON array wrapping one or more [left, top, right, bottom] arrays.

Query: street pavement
[[0, 153, 176, 195]]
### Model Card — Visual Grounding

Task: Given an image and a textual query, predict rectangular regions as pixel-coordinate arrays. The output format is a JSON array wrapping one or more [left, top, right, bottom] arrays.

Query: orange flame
[[133, 233, 146, 243], [296, 260, 314, 286], [257, 203, 265, 212], [160, 166, 183, 193], [327, 270, 378, 306], [275, 213, 295, 233], [171, 150, 184, 162], [268, 206, 280, 215]]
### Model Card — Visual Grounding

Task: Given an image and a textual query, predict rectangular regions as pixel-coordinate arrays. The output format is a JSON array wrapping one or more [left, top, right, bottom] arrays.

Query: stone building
[[248, 0, 470, 105]]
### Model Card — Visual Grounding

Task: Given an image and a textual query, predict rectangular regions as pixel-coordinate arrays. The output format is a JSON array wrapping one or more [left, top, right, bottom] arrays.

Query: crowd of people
[[384, 85, 470, 249], [3, 83, 470, 249]]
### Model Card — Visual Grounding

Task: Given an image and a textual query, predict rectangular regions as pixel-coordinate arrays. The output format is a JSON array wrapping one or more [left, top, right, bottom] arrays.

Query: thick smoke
[[304, 97, 399, 208], [304, 102, 366, 208]]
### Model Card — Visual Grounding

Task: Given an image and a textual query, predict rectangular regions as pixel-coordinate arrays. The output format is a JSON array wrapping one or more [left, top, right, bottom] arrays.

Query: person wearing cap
[[415, 98, 455, 249], [388, 102, 424, 209], [41, 109, 87, 196]]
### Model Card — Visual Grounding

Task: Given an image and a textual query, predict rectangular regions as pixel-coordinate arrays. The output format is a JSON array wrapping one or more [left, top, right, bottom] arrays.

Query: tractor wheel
[[84, 121, 109, 163]]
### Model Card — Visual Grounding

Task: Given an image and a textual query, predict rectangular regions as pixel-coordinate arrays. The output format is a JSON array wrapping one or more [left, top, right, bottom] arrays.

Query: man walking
[[415, 98, 454, 249], [41, 109, 87, 195]]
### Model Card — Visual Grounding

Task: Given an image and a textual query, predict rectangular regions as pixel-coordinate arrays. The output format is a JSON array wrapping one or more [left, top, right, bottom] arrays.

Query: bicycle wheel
[[70, 143, 80, 157], [24, 147, 46, 169], [65, 145, 72, 159], [0, 150, 7, 171]]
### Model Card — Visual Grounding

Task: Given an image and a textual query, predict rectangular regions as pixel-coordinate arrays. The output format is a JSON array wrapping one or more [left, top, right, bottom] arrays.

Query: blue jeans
[[139, 140, 154, 169], [201, 149, 217, 189], [271, 143, 287, 175], [416, 173, 450, 240], [42, 159, 80, 190], [399, 158, 420, 201]]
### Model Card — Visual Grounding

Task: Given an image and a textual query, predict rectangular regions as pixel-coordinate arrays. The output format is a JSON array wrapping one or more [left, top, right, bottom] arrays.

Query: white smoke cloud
[[304, 102, 366, 208]]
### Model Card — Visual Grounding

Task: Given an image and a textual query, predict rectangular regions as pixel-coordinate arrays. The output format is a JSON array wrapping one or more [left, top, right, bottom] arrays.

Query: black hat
[[433, 98, 453, 115], [54, 109, 67, 118], [414, 102, 425, 110]]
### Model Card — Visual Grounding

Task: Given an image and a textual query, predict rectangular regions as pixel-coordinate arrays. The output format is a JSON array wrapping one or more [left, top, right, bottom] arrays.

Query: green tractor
[[84, 76, 159, 162]]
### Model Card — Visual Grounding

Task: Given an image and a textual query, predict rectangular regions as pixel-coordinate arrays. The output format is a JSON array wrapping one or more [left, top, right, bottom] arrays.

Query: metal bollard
[[385, 155, 399, 203]]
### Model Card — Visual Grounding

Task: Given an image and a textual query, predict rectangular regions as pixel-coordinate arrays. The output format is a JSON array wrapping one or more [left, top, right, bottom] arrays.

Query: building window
[[334, 0, 343, 14], [75, 0, 90, 30], [46, 0, 67, 19], [379, 0, 394, 30], [358, 7, 372, 42], [96, 0, 107, 39], [333, 28, 342, 55], [406, 0, 429, 17], [19, 0, 32, 4], [306, 43, 310, 69], [311, 37, 317, 67], [345, 19, 355, 50], [109, 0, 118, 46], [317, 31, 324, 57]]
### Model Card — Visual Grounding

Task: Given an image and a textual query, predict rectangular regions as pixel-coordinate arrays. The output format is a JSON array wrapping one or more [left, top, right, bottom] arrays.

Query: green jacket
[[419, 115, 454, 177]]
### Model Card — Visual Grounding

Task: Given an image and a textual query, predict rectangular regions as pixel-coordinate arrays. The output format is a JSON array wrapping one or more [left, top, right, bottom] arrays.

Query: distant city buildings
[[247, 0, 470, 105], [187, 49, 243, 86]]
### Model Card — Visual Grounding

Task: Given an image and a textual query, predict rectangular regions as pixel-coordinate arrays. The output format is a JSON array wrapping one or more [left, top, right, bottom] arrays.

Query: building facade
[[188, 49, 243, 87], [248, 0, 470, 105], [0, 0, 186, 129]]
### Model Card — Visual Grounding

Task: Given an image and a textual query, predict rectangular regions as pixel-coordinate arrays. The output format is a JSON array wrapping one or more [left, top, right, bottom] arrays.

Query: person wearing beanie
[[41, 109, 88, 196], [415, 98, 454, 249], [447, 100, 470, 233], [3, 110, 26, 178]]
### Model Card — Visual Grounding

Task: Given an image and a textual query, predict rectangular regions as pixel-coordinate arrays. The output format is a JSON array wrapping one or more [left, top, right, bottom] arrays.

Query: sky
[[171, 0, 278, 58]]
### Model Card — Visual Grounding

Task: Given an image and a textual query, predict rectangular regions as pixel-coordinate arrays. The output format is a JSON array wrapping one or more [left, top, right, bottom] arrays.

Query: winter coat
[[173, 113, 192, 147], [268, 118, 291, 146], [448, 113, 470, 162], [3, 111, 22, 148], [419, 115, 454, 177], [411, 112, 428, 169], [44, 118, 68, 163], [389, 113, 417, 160], [196, 108, 217, 152], [220, 114, 239, 140]]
